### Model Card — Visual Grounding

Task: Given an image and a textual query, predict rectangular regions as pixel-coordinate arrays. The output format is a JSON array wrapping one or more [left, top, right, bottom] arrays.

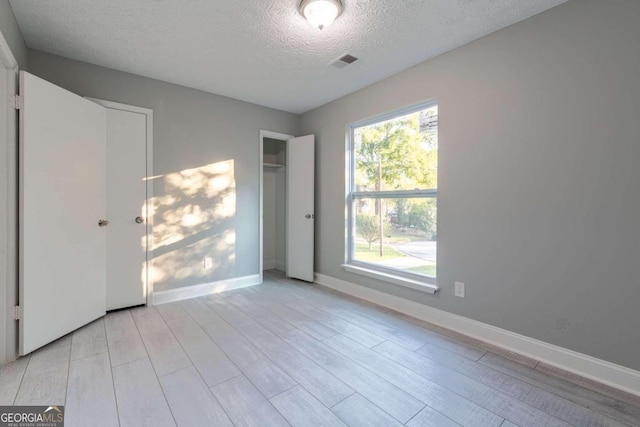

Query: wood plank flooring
[[1, 271, 639, 427]]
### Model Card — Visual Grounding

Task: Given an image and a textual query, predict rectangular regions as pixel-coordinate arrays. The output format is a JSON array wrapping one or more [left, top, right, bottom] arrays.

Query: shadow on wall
[[145, 159, 237, 292]]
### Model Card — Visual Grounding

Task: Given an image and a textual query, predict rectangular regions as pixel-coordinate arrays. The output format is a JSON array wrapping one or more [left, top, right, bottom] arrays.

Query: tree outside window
[[349, 103, 438, 278]]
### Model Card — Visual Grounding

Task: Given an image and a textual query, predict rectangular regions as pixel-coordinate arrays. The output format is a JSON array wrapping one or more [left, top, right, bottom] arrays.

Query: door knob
[[135, 216, 144, 224], [98, 219, 110, 227], [305, 214, 314, 219]]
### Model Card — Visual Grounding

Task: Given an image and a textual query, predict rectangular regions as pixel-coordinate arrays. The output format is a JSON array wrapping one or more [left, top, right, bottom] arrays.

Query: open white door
[[286, 134, 315, 282], [19, 71, 107, 355]]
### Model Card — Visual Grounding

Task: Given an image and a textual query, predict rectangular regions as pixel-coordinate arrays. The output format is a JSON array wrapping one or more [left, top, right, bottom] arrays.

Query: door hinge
[[9, 94, 23, 110], [12, 305, 21, 320]]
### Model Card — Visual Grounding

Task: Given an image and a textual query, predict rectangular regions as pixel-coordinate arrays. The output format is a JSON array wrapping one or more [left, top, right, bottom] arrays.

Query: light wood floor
[[1, 271, 639, 427]]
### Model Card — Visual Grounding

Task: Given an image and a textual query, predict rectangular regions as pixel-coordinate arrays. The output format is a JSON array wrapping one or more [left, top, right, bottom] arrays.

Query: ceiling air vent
[[329, 54, 359, 69]]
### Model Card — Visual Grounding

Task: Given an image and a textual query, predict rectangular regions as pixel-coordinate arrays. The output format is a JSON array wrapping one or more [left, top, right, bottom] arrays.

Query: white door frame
[[0, 31, 19, 363], [86, 98, 155, 306], [259, 130, 293, 284]]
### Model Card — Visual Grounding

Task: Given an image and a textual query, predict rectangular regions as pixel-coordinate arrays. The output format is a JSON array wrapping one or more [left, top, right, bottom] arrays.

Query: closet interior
[[262, 137, 287, 273]]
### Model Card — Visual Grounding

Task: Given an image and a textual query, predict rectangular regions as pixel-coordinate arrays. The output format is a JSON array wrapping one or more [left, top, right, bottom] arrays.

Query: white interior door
[[103, 106, 148, 310], [19, 71, 107, 355], [286, 134, 315, 282]]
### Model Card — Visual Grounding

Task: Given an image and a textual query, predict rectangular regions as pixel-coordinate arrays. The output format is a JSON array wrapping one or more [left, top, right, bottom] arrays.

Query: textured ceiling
[[9, 0, 567, 114]]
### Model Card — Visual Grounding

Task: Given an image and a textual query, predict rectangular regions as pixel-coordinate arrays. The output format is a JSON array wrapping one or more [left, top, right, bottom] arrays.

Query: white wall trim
[[315, 272, 640, 397], [152, 274, 260, 305], [342, 263, 439, 294]]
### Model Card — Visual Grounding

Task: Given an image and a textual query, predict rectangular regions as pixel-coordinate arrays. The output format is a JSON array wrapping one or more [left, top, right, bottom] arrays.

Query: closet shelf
[[263, 163, 285, 169]]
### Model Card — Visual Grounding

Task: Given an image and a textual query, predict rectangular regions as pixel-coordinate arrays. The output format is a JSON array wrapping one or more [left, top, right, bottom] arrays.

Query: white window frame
[[344, 101, 439, 294]]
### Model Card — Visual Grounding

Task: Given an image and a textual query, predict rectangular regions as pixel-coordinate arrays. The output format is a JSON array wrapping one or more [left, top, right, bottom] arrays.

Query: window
[[347, 102, 438, 288]]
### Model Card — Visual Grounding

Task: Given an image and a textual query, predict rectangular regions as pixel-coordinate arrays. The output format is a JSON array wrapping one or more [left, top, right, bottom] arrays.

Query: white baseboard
[[314, 273, 640, 397], [152, 274, 260, 305]]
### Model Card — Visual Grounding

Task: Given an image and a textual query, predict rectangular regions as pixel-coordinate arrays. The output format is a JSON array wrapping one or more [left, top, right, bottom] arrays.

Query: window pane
[[354, 105, 438, 192], [353, 197, 436, 277]]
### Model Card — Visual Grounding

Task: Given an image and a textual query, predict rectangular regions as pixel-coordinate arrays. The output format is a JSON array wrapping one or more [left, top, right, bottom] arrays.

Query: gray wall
[[0, 0, 27, 69], [28, 50, 299, 292], [300, 0, 640, 371], [10, 0, 640, 372]]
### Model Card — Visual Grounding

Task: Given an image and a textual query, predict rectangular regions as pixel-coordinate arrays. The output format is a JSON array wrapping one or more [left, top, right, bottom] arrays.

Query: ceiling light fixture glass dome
[[300, 0, 343, 30]]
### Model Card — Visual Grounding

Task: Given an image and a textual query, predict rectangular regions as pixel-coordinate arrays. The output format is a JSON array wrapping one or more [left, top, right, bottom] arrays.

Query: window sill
[[342, 264, 439, 294]]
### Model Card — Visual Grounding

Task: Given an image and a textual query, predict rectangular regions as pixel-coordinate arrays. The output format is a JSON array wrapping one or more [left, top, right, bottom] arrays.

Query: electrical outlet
[[204, 257, 213, 269], [454, 281, 465, 298]]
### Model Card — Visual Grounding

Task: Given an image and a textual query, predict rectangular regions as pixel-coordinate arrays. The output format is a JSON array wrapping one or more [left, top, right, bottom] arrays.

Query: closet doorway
[[259, 131, 315, 283]]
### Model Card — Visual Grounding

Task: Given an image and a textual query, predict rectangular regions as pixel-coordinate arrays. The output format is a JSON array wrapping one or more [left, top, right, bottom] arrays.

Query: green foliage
[[356, 214, 391, 249], [395, 198, 437, 238], [408, 264, 437, 277], [407, 200, 437, 237], [353, 107, 438, 265], [355, 111, 438, 191], [354, 242, 405, 261], [356, 214, 379, 249]]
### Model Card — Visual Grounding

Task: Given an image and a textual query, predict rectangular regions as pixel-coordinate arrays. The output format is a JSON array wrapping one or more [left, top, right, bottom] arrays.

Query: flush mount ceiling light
[[300, 0, 343, 30]]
